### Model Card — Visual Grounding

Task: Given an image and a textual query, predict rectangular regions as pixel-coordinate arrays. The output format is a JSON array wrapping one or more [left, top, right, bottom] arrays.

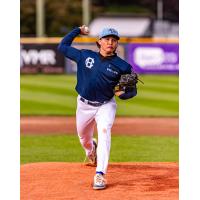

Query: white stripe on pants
[[76, 95, 117, 174]]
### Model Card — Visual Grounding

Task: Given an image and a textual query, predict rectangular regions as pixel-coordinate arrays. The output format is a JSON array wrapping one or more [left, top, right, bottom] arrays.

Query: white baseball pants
[[76, 95, 117, 174]]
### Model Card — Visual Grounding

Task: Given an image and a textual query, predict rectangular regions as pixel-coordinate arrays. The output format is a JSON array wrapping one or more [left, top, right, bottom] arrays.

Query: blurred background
[[21, 0, 179, 38]]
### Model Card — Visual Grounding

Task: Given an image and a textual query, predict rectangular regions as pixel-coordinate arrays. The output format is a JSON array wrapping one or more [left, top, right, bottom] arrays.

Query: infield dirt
[[20, 116, 178, 136]]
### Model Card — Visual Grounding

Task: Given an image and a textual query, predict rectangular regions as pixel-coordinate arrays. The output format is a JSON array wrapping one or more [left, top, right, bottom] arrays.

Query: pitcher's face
[[98, 36, 118, 56]]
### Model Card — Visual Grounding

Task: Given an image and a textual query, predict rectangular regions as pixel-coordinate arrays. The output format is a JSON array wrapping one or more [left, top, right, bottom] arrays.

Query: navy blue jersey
[[58, 27, 136, 103]]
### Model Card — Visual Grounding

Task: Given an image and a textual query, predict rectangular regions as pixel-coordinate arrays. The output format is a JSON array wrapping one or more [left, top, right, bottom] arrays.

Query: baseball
[[84, 26, 89, 33]]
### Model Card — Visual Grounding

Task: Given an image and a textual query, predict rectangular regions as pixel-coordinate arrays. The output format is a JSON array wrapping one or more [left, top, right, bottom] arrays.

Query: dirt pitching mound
[[21, 162, 178, 200]]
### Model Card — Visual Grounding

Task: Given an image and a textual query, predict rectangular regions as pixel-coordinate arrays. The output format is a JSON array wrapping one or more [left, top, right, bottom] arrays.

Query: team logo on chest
[[85, 57, 94, 69]]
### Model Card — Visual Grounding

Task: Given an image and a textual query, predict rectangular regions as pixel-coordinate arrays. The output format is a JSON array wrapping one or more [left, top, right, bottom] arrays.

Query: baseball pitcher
[[58, 25, 139, 190]]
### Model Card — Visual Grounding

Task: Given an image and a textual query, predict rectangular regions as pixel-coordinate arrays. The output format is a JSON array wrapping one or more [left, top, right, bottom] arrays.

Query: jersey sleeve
[[57, 27, 81, 63], [118, 87, 137, 100]]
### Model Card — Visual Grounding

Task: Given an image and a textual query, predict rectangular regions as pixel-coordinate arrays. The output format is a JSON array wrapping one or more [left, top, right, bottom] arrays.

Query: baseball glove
[[114, 72, 140, 93]]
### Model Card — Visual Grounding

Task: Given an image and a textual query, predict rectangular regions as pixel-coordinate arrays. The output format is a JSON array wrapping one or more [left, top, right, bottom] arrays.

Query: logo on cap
[[108, 28, 118, 35]]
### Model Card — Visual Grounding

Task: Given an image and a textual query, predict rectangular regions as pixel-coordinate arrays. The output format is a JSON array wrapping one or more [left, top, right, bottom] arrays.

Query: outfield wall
[[20, 37, 179, 74]]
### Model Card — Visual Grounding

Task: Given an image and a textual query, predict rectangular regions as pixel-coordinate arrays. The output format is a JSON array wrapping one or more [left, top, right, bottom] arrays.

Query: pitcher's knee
[[98, 125, 112, 135]]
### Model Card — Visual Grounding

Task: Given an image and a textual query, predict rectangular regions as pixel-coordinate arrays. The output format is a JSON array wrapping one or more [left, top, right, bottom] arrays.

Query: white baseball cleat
[[84, 138, 97, 167], [93, 173, 106, 190]]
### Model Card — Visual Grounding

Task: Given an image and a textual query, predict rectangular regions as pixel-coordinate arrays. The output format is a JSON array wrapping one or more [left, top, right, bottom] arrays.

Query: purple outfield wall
[[128, 43, 179, 74]]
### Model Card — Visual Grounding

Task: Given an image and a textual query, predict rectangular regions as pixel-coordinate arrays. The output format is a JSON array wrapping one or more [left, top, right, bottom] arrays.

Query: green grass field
[[20, 134, 178, 164], [20, 74, 179, 165], [20, 74, 179, 117]]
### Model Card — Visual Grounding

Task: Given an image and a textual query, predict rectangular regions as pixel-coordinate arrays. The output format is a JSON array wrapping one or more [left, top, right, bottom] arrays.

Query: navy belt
[[80, 97, 105, 107]]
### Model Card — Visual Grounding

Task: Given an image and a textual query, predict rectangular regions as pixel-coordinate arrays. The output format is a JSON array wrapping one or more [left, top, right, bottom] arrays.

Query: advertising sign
[[128, 43, 179, 74], [20, 44, 65, 74]]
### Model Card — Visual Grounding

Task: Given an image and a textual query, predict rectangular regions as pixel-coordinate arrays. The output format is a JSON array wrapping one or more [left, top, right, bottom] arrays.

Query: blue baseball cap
[[99, 28, 120, 40]]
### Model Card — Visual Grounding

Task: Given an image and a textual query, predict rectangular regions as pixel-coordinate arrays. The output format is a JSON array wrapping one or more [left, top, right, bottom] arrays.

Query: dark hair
[[96, 41, 100, 48]]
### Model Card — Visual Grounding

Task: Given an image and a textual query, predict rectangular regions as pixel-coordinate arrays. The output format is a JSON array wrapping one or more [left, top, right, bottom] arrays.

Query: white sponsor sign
[[133, 47, 178, 69], [21, 49, 56, 65]]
